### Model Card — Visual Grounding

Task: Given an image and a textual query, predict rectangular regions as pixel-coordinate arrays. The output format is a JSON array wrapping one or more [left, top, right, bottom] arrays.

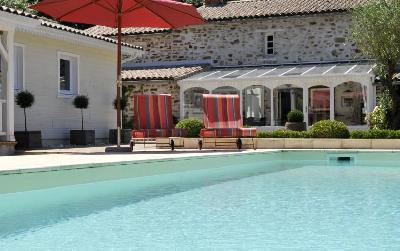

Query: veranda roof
[[183, 62, 374, 82]]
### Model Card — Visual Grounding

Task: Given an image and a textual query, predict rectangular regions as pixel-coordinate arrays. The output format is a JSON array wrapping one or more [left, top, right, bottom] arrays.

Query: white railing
[[0, 99, 5, 135]]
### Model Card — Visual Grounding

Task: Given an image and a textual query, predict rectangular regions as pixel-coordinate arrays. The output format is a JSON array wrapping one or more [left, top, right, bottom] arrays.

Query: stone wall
[[122, 12, 365, 66], [124, 81, 180, 126]]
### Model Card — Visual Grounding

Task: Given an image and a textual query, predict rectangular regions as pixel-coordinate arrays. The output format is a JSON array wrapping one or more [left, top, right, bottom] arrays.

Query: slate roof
[[0, 5, 142, 50], [85, 0, 371, 36], [122, 66, 207, 81]]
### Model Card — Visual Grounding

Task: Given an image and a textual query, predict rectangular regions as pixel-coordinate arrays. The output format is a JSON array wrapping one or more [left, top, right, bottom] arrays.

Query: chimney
[[204, 0, 226, 7]]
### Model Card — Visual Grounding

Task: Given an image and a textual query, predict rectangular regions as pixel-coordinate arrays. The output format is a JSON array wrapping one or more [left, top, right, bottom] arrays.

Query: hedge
[[350, 129, 400, 139], [258, 120, 349, 139], [257, 130, 310, 138]]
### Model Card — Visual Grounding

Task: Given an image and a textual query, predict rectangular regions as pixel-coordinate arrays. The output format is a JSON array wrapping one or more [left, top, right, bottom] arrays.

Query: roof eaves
[[40, 20, 143, 50], [122, 65, 208, 81], [0, 5, 142, 50], [0, 5, 37, 19], [110, 28, 171, 36]]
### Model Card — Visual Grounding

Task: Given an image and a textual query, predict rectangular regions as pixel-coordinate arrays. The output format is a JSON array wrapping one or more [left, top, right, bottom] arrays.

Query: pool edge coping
[[2, 149, 400, 176]]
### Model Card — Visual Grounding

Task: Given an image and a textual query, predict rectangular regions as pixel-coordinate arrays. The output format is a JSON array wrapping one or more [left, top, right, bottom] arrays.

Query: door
[[309, 86, 330, 125], [279, 91, 291, 125]]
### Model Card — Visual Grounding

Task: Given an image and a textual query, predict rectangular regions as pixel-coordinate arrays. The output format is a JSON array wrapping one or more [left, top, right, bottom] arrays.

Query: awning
[[183, 62, 374, 82]]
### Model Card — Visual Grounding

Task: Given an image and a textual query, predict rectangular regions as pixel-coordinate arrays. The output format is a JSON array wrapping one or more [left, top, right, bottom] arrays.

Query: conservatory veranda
[[178, 62, 376, 129]]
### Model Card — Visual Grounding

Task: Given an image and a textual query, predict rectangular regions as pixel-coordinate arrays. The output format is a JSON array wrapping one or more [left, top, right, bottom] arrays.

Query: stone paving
[[0, 145, 263, 173]]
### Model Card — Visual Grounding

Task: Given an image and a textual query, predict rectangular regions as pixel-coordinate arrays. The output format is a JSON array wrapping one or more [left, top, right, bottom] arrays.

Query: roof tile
[[84, 26, 169, 37], [85, 0, 371, 36], [122, 66, 207, 81], [198, 0, 371, 21], [0, 5, 142, 50], [40, 20, 142, 49]]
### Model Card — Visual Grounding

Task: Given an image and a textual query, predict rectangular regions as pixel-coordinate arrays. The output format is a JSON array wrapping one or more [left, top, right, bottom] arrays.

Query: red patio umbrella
[[30, 0, 204, 147]]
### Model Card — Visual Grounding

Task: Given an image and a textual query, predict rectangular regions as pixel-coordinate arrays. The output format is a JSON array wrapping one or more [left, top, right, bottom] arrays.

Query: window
[[14, 44, 24, 91], [58, 52, 79, 96], [265, 34, 274, 55]]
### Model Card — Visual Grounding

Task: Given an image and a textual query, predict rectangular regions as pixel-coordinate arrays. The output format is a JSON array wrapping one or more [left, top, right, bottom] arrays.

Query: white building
[[0, 6, 143, 154]]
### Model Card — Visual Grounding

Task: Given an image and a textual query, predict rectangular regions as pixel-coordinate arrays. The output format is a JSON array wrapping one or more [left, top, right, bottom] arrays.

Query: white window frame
[[57, 51, 80, 98], [265, 33, 275, 56], [14, 43, 25, 91]]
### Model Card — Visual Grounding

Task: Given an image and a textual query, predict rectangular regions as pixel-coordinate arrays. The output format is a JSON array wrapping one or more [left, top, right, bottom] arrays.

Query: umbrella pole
[[116, 1, 122, 148]]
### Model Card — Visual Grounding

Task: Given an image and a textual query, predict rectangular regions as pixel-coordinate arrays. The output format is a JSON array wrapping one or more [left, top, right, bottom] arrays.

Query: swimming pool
[[1, 151, 400, 250]]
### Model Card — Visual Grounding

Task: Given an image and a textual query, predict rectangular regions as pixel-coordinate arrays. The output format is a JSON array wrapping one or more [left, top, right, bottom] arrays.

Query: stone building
[[86, 0, 375, 130]]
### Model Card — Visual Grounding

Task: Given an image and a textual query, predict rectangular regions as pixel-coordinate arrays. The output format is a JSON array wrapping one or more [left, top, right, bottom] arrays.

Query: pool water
[[1, 152, 400, 250]]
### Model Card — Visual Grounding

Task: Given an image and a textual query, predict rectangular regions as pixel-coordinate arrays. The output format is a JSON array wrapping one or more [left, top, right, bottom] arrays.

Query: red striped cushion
[[132, 129, 170, 138], [203, 94, 242, 129], [200, 128, 241, 138], [133, 94, 173, 130], [170, 128, 188, 137], [132, 129, 187, 138], [239, 128, 257, 137]]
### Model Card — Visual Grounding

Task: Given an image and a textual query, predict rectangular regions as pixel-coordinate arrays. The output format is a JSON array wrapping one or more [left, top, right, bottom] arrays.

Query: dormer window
[[265, 34, 274, 55]]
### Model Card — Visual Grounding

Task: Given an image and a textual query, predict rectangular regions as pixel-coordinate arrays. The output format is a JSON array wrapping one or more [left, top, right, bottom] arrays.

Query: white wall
[[14, 31, 117, 142]]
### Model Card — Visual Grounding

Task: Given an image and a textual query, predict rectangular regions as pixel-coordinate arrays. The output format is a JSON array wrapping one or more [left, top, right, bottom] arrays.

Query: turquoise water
[[1, 152, 400, 250]]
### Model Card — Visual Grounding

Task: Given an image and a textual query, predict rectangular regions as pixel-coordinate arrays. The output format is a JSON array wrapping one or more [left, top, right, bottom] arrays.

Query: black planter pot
[[70, 130, 95, 146], [109, 129, 132, 144], [285, 122, 307, 131], [15, 131, 42, 149]]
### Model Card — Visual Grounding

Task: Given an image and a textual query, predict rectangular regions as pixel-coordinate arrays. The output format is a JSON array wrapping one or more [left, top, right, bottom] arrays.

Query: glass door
[[309, 86, 330, 125]]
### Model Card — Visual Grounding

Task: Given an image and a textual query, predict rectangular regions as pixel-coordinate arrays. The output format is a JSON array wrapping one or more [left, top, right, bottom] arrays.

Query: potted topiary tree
[[14, 90, 42, 149], [285, 110, 307, 131], [70, 95, 95, 145], [109, 96, 131, 144]]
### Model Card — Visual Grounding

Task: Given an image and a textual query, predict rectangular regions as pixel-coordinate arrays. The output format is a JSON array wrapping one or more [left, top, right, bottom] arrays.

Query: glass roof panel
[[348, 63, 374, 74], [302, 64, 337, 75], [186, 70, 219, 80], [238, 68, 276, 78], [184, 62, 373, 81], [200, 69, 237, 80], [282, 65, 315, 76], [264, 66, 297, 76], [222, 69, 254, 78], [328, 64, 355, 74]]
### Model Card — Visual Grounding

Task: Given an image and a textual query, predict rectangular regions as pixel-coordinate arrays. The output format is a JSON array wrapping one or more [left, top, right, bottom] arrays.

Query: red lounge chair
[[131, 94, 187, 148], [200, 94, 256, 149]]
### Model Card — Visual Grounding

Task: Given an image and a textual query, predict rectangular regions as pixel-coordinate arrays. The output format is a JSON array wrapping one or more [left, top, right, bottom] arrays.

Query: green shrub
[[350, 129, 400, 139], [366, 106, 387, 130], [257, 130, 310, 138], [175, 118, 204, 137], [350, 130, 367, 139], [367, 129, 390, 139], [287, 110, 304, 123], [388, 130, 400, 139], [366, 89, 392, 129], [309, 120, 350, 139]]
